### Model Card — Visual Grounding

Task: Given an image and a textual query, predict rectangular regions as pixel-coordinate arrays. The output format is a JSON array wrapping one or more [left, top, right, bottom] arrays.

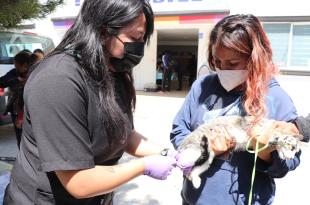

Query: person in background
[[33, 48, 45, 60], [171, 14, 301, 205], [4, 1, 177, 205], [28, 52, 42, 66], [156, 59, 163, 90], [161, 51, 173, 92], [273, 114, 310, 143], [295, 115, 310, 142], [187, 54, 197, 88], [0, 50, 31, 148], [174, 53, 183, 91], [13, 51, 44, 138]]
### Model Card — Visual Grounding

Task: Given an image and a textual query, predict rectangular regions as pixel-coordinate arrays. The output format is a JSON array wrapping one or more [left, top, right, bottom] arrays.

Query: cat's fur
[[178, 115, 304, 188]]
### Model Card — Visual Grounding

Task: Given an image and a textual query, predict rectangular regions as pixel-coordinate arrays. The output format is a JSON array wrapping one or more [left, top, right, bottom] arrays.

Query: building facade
[[26, 0, 310, 90]]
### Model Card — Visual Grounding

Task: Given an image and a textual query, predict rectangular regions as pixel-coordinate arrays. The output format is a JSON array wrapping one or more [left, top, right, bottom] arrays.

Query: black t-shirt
[[4, 53, 133, 205]]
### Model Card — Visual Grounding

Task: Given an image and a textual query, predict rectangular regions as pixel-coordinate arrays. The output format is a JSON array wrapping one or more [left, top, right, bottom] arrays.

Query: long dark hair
[[51, 0, 154, 145], [207, 14, 277, 123]]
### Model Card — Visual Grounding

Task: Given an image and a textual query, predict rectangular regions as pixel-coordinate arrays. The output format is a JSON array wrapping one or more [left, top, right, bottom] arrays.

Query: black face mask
[[110, 37, 145, 72]]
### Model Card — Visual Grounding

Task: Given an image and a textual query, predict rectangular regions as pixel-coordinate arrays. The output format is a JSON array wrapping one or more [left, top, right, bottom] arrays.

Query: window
[[263, 24, 290, 67], [290, 25, 310, 67], [263, 23, 310, 70]]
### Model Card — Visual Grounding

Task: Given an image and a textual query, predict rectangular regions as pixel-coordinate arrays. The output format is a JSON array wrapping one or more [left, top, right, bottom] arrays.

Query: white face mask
[[215, 68, 248, 92]]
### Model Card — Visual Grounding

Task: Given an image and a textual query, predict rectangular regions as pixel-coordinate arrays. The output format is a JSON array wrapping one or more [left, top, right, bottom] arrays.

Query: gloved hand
[[165, 149, 179, 158], [143, 155, 177, 180], [176, 148, 201, 176]]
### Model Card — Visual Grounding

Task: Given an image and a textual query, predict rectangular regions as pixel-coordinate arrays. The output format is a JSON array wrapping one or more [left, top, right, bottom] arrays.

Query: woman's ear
[[101, 28, 110, 46]]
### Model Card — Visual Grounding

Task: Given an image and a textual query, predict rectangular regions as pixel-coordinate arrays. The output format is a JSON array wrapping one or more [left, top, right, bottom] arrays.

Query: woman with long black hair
[[4, 0, 177, 204]]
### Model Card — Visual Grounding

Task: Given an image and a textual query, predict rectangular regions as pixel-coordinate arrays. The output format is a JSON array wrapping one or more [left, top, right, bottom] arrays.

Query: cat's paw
[[276, 136, 300, 159], [189, 168, 202, 188], [192, 176, 201, 189]]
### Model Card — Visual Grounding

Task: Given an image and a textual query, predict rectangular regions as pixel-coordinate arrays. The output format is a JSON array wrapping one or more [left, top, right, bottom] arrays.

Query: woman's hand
[[143, 155, 177, 180], [251, 120, 299, 147], [250, 120, 299, 163], [270, 120, 299, 135], [209, 126, 236, 156]]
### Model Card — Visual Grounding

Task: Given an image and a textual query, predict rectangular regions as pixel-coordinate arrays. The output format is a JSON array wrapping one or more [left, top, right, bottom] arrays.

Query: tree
[[0, 0, 64, 28]]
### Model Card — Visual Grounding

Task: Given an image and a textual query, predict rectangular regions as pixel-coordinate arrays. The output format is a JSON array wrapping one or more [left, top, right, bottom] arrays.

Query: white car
[[0, 31, 55, 124]]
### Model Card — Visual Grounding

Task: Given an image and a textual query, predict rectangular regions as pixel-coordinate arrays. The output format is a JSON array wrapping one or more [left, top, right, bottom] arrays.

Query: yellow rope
[[246, 136, 269, 205]]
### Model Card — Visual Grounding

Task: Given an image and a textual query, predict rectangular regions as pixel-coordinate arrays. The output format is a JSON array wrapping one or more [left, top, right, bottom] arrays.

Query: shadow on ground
[[114, 154, 161, 205], [114, 182, 160, 205]]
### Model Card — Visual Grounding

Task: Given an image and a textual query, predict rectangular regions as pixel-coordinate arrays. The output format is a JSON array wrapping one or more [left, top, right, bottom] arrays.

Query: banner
[[149, 0, 228, 15]]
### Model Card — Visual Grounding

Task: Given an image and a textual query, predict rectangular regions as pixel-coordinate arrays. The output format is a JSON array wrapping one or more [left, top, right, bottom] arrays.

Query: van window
[[0, 31, 54, 64]]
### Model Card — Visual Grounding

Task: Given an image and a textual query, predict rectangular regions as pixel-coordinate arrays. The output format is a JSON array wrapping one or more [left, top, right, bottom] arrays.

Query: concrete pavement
[[114, 75, 310, 205], [114, 91, 186, 205]]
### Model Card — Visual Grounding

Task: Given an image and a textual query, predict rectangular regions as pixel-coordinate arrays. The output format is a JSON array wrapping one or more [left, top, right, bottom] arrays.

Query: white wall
[[229, 0, 310, 16], [149, 0, 229, 15], [51, 0, 81, 18], [21, 0, 75, 45], [133, 30, 158, 90], [197, 25, 213, 69], [29, 18, 61, 45]]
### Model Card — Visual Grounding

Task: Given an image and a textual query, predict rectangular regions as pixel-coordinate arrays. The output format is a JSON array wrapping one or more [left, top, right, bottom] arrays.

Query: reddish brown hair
[[207, 14, 278, 123]]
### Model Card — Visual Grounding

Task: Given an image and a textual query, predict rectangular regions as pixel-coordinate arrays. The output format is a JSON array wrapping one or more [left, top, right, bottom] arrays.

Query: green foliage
[[0, 0, 64, 28]]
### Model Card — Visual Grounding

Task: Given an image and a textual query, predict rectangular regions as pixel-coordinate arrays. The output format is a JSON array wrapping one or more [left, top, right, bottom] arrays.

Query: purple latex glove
[[176, 148, 200, 176], [166, 149, 178, 158], [144, 155, 177, 180]]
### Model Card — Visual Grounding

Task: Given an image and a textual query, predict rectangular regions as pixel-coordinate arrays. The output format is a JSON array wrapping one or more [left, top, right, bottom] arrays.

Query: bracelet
[[160, 148, 170, 156]]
